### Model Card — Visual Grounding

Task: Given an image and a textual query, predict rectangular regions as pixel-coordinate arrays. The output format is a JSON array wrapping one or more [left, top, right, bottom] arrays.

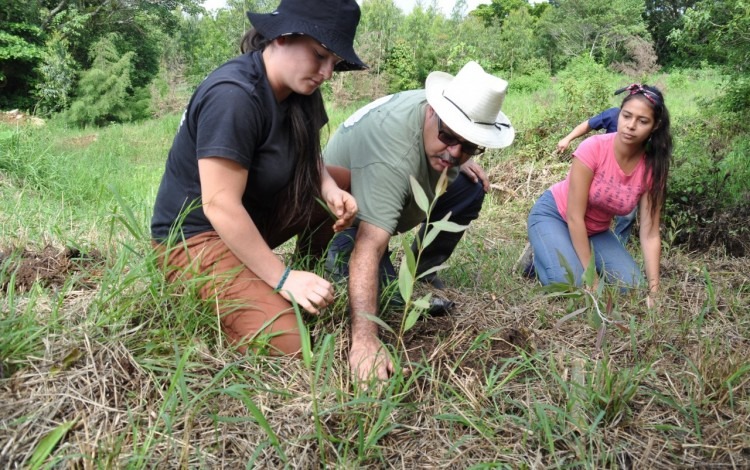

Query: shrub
[[67, 34, 149, 127]]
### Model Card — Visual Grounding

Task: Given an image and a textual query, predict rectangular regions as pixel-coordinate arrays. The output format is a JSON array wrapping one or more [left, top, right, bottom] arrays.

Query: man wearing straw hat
[[323, 61, 515, 381]]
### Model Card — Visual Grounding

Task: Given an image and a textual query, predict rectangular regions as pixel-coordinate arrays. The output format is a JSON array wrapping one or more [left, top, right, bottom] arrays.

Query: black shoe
[[419, 274, 446, 290], [427, 297, 454, 316], [514, 242, 535, 278]]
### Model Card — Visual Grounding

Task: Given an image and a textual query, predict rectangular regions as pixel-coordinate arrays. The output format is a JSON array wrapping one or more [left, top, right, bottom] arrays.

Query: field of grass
[[1, 69, 748, 468]]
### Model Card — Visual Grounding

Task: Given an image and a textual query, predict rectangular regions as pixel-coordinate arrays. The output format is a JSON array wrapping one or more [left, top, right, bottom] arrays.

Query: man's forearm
[[349, 245, 383, 340]]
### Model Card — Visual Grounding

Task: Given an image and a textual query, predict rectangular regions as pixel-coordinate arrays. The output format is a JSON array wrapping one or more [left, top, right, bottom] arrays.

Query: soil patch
[[0, 246, 104, 293], [399, 311, 534, 372]]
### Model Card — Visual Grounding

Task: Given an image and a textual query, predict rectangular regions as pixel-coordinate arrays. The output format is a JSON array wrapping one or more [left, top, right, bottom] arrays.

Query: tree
[[538, 0, 653, 72], [33, 32, 77, 114], [496, 7, 538, 77], [669, 0, 750, 111], [642, 0, 697, 66], [358, 0, 404, 75], [67, 35, 139, 126], [0, 1, 44, 109], [1, 0, 204, 112], [389, 1, 443, 90], [471, 0, 530, 27]]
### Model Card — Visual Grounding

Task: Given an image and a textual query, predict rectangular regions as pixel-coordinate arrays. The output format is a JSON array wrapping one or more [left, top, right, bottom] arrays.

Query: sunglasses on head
[[437, 117, 485, 156]]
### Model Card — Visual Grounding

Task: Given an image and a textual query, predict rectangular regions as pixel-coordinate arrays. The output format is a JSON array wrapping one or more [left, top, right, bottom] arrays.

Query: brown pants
[[155, 166, 351, 356]]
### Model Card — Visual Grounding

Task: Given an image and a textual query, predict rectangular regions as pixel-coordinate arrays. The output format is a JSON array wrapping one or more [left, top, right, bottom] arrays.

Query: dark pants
[[326, 172, 485, 287]]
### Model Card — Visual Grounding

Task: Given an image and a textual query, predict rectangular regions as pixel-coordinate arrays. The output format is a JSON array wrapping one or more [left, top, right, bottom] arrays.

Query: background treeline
[[1, 0, 748, 253], [3, 0, 749, 119]]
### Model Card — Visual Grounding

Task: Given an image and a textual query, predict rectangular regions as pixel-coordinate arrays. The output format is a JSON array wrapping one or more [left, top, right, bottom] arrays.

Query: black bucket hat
[[247, 0, 367, 72]]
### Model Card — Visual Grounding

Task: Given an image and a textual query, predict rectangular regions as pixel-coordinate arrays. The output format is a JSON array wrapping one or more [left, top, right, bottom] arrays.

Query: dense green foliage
[[2, 0, 747, 117]]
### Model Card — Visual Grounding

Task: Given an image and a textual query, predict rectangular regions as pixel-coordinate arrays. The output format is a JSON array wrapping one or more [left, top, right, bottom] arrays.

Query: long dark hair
[[241, 29, 325, 229], [619, 85, 673, 220]]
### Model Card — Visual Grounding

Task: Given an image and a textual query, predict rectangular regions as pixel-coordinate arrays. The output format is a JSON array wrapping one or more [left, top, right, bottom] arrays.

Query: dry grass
[[1, 200, 748, 468]]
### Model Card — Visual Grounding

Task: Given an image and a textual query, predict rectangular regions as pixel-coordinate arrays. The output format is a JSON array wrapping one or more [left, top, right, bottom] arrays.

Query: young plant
[[541, 249, 630, 355], [398, 171, 467, 337]]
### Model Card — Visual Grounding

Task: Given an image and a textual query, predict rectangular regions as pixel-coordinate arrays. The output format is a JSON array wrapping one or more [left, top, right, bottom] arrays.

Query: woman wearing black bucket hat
[[151, 0, 365, 356]]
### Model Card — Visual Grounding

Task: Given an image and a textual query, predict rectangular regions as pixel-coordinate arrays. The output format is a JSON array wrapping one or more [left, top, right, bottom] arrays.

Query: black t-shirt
[[151, 51, 325, 242]]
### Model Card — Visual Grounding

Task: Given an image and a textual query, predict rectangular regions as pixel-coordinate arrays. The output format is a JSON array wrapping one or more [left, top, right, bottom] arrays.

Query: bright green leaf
[[398, 260, 414, 303], [28, 420, 76, 470], [360, 313, 395, 335], [409, 175, 429, 213]]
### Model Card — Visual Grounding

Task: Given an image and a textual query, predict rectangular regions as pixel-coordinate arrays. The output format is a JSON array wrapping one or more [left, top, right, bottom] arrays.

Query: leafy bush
[[33, 34, 78, 116], [385, 39, 422, 93], [555, 56, 614, 122], [67, 34, 149, 127], [666, 106, 750, 256], [506, 58, 551, 94]]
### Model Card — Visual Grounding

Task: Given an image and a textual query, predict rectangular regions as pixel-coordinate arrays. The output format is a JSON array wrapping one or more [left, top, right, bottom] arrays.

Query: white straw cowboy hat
[[425, 61, 514, 149], [247, 0, 367, 72]]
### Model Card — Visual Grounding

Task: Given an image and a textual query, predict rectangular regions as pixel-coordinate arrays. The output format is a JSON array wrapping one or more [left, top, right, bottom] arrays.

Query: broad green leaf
[[416, 265, 448, 281], [436, 168, 449, 197], [412, 295, 431, 310], [403, 307, 421, 332], [398, 260, 414, 303], [554, 306, 588, 330], [539, 282, 580, 296], [431, 220, 468, 233], [582, 243, 596, 287], [404, 295, 431, 332], [422, 226, 441, 249], [28, 420, 76, 470], [409, 175, 429, 213], [401, 237, 416, 273], [360, 312, 395, 334]]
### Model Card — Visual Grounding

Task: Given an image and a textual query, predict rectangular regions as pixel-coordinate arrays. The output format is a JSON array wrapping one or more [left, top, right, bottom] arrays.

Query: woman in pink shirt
[[525, 84, 672, 304]]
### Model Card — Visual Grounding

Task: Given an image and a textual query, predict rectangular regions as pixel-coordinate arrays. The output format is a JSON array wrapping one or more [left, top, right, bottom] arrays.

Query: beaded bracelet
[[275, 266, 291, 291]]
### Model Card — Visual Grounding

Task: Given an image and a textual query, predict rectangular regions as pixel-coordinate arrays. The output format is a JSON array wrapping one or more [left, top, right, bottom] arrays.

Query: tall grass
[[1, 70, 749, 468]]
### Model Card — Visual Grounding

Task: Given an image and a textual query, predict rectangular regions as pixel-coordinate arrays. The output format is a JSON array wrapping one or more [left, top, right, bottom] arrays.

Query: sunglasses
[[437, 117, 485, 156]]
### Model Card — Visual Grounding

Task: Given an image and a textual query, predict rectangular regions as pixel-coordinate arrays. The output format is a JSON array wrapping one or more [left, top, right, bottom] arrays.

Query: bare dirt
[[0, 245, 104, 293]]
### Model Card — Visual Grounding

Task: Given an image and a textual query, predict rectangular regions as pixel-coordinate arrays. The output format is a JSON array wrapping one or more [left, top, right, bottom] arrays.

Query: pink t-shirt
[[550, 133, 650, 236]]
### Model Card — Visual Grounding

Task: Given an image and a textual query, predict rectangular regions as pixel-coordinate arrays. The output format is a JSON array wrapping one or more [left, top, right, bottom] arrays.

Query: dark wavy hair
[[620, 85, 673, 220], [241, 29, 325, 229]]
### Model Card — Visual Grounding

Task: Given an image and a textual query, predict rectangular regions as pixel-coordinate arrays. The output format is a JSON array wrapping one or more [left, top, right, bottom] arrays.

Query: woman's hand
[[278, 270, 335, 315], [323, 185, 358, 232]]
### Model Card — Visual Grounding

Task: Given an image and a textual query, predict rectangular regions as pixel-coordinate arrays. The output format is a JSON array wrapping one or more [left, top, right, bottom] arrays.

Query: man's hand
[[323, 185, 358, 232], [349, 334, 394, 382], [459, 160, 489, 192]]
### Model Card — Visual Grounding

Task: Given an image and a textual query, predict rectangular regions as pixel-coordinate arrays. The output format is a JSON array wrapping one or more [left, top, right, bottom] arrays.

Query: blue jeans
[[613, 207, 637, 245], [527, 191, 643, 289], [326, 172, 485, 287]]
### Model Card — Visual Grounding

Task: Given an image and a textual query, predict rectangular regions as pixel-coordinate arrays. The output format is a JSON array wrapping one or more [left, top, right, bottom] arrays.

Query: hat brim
[[247, 12, 367, 71], [426, 71, 515, 149]]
